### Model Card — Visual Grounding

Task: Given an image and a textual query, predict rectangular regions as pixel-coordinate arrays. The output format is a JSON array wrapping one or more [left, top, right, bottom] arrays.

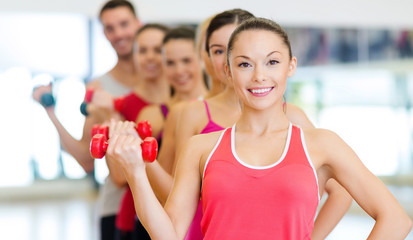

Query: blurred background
[[0, 0, 412, 239]]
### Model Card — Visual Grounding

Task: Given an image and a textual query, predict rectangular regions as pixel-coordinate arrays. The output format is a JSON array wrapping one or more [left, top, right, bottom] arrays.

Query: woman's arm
[[138, 105, 175, 205], [137, 105, 165, 138], [155, 103, 184, 174], [310, 129, 412, 239], [107, 128, 206, 239], [311, 179, 352, 240], [173, 101, 205, 175]]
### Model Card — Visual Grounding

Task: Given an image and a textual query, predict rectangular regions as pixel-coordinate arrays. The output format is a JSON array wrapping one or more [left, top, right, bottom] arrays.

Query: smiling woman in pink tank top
[[175, 9, 350, 240]]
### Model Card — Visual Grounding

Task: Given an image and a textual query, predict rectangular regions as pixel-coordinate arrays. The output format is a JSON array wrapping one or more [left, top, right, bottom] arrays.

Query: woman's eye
[[139, 48, 147, 54], [183, 58, 192, 64], [238, 62, 250, 68], [214, 49, 224, 55], [268, 59, 279, 65]]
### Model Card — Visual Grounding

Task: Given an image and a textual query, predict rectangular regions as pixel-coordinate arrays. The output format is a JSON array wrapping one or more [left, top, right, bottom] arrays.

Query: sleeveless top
[[119, 93, 149, 122], [201, 124, 320, 239], [185, 100, 224, 240], [156, 104, 169, 146], [200, 100, 225, 134], [98, 73, 131, 97], [96, 73, 131, 217]]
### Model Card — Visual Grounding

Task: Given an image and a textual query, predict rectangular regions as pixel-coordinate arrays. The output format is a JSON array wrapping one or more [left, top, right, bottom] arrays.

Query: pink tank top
[[201, 124, 319, 239], [200, 100, 225, 134], [185, 100, 224, 240]]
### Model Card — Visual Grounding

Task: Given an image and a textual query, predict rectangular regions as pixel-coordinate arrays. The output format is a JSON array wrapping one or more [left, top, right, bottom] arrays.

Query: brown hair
[[205, 9, 254, 55], [136, 23, 169, 38], [227, 17, 292, 67], [99, 0, 137, 19], [163, 26, 196, 45]]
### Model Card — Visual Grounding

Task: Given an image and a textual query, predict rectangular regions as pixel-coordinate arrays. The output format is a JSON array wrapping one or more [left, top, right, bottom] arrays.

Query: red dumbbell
[[91, 124, 109, 138], [83, 88, 125, 112], [90, 121, 157, 162]]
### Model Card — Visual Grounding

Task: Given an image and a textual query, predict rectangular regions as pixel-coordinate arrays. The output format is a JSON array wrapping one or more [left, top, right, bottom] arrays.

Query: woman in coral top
[[107, 17, 412, 239]]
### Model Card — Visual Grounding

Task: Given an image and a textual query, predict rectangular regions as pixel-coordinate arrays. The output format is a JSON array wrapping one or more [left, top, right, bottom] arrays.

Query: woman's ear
[[287, 57, 297, 77], [225, 64, 233, 85]]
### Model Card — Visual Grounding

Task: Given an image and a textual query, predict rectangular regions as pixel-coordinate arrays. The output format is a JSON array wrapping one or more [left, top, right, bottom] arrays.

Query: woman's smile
[[248, 87, 274, 97]]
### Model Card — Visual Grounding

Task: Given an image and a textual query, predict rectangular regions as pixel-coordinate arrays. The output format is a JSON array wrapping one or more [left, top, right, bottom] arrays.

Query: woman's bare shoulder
[[185, 129, 227, 156], [138, 104, 163, 122], [301, 127, 350, 162], [302, 127, 340, 140]]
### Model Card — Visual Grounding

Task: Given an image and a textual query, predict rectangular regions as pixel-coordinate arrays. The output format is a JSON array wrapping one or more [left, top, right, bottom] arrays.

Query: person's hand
[[86, 103, 124, 122], [106, 129, 146, 178], [91, 89, 115, 111], [32, 84, 55, 112], [108, 120, 139, 139]]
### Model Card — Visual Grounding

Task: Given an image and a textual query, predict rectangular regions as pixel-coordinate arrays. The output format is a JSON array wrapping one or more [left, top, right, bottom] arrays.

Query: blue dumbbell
[[40, 93, 55, 107]]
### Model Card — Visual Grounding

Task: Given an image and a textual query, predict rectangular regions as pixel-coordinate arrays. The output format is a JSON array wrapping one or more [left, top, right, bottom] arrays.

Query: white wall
[[1, 0, 413, 28]]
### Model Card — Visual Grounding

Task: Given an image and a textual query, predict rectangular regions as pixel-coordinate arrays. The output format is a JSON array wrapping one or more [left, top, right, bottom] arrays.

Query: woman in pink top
[[106, 17, 412, 239], [175, 9, 350, 240], [108, 9, 351, 240]]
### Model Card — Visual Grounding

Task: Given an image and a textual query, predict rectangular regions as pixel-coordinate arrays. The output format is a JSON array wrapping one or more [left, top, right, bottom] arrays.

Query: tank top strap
[[203, 100, 212, 121], [160, 104, 168, 119]]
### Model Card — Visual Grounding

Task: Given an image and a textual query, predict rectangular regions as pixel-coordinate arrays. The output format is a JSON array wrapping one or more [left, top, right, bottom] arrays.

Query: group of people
[[32, 0, 412, 239]]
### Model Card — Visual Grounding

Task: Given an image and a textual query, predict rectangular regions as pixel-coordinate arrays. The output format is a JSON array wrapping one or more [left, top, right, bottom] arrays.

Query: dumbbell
[[91, 124, 108, 138], [33, 86, 55, 107], [90, 121, 157, 162], [40, 93, 55, 107], [80, 89, 125, 116]]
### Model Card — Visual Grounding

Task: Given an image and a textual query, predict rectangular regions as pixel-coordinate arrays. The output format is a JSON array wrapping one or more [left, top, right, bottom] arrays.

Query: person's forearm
[[127, 168, 179, 240], [312, 184, 352, 240], [47, 110, 94, 172], [367, 213, 412, 239], [146, 161, 174, 205], [106, 155, 127, 187]]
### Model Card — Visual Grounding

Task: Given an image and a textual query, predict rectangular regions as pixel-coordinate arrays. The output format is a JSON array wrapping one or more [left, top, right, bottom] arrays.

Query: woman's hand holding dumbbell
[[32, 84, 55, 108], [80, 89, 125, 117], [90, 120, 158, 165]]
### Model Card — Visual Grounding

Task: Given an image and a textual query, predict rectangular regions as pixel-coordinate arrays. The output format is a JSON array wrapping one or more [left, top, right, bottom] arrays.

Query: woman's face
[[163, 39, 202, 94], [227, 29, 296, 110], [134, 28, 165, 80], [208, 24, 237, 86]]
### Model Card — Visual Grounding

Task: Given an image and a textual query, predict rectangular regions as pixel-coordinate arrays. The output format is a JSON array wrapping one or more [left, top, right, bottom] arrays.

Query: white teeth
[[251, 88, 272, 94]]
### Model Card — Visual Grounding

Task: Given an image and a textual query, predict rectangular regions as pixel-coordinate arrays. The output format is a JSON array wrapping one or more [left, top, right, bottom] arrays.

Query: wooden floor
[[0, 182, 412, 240], [0, 195, 98, 240]]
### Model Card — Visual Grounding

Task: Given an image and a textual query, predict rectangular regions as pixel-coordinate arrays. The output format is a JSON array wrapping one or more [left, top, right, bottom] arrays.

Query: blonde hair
[[195, 14, 216, 58]]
